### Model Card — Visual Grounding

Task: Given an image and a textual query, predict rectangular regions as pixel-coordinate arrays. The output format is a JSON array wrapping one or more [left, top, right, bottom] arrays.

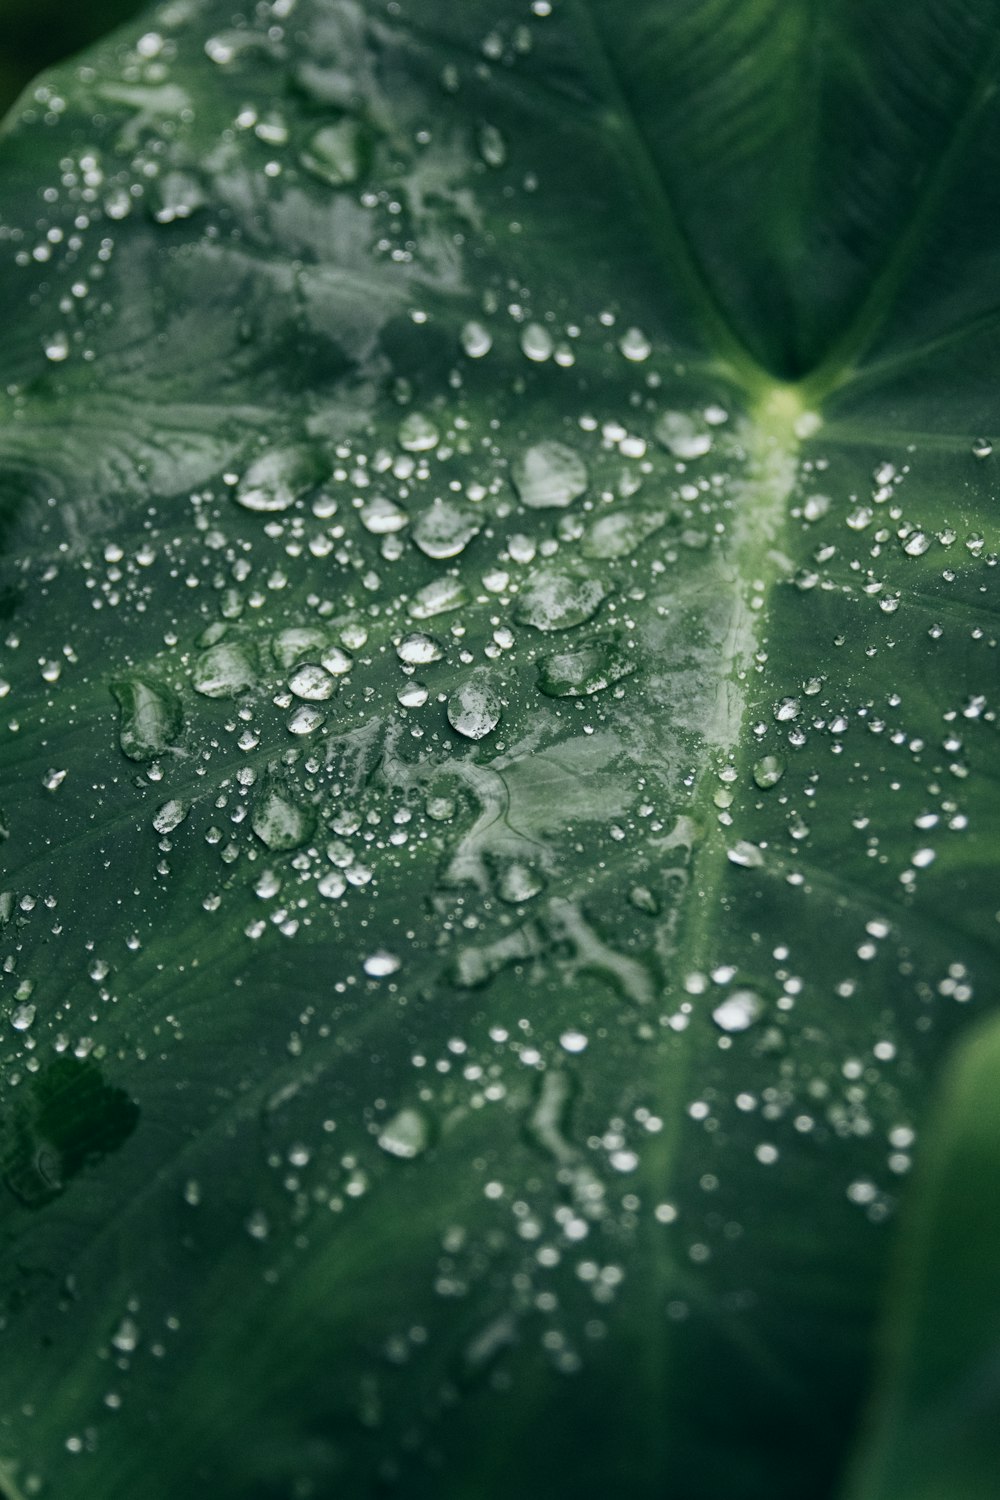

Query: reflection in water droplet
[[512, 441, 588, 509], [618, 326, 651, 361], [447, 670, 502, 740]]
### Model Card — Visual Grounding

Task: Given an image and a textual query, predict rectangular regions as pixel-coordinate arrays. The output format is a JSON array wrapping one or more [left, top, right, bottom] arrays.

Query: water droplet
[[321, 645, 353, 675], [520, 322, 553, 362], [712, 990, 762, 1033], [655, 411, 712, 459], [364, 951, 401, 977], [111, 677, 183, 762], [412, 501, 481, 560], [251, 784, 314, 851], [273, 627, 328, 669], [515, 566, 607, 632], [447, 670, 502, 740], [536, 634, 635, 696], [397, 632, 443, 665], [287, 704, 325, 735], [618, 326, 651, 361], [477, 123, 507, 167], [235, 446, 327, 514], [408, 577, 468, 619], [582, 510, 666, 559], [902, 530, 931, 557], [973, 438, 993, 459], [152, 799, 188, 834], [512, 441, 588, 509], [299, 119, 367, 186], [192, 641, 257, 698], [378, 1107, 430, 1159], [559, 1029, 588, 1053], [802, 493, 831, 522], [151, 169, 205, 223], [360, 496, 408, 534], [728, 840, 764, 868], [752, 755, 785, 789], [460, 320, 493, 358], [11, 1002, 36, 1032], [398, 413, 439, 452], [397, 681, 429, 708], [288, 663, 336, 701], [773, 697, 800, 722]]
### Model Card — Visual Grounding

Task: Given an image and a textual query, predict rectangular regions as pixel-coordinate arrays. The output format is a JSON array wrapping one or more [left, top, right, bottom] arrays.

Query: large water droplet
[[111, 677, 183, 762], [152, 799, 189, 834], [251, 784, 314, 851], [288, 663, 336, 701], [477, 123, 507, 167], [397, 632, 443, 665], [520, 322, 553, 362], [515, 566, 607, 632], [512, 441, 588, 509], [235, 446, 327, 514], [712, 990, 762, 1033], [378, 1107, 430, 1159], [412, 501, 481, 560], [192, 641, 257, 698], [398, 413, 439, 452], [447, 670, 502, 740], [752, 755, 785, 789], [655, 410, 712, 459], [536, 635, 635, 695]]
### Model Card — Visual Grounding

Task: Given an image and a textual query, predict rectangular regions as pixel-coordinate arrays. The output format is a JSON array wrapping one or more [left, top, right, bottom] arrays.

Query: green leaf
[[841, 1013, 1000, 1500], [0, 2, 998, 1497]]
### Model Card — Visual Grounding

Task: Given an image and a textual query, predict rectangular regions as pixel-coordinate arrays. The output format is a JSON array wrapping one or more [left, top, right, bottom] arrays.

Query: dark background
[[0, 0, 145, 117]]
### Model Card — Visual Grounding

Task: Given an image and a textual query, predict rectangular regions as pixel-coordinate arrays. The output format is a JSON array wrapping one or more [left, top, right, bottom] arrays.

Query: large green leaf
[[843, 1012, 1000, 1500], [0, 2, 998, 1496]]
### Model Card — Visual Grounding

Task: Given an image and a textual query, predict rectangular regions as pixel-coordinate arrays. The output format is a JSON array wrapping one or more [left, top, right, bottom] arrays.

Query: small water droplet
[[11, 1002, 36, 1032], [398, 412, 439, 453], [902, 530, 931, 557], [152, 799, 188, 834], [397, 632, 444, 665], [460, 320, 493, 358], [477, 122, 507, 167], [288, 663, 336, 701], [618, 326, 651, 361]]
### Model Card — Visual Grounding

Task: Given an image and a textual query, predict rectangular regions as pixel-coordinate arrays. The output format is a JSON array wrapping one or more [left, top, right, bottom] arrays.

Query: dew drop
[[235, 446, 327, 514], [712, 990, 762, 1033], [447, 670, 502, 740], [752, 755, 785, 789], [378, 1107, 430, 1159], [461, 320, 493, 358]]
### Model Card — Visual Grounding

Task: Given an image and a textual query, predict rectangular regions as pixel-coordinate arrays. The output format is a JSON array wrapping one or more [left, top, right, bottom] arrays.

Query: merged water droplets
[[537, 635, 635, 697]]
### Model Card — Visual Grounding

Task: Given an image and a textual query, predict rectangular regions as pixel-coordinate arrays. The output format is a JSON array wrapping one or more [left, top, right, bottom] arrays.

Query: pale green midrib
[[569, 0, 772, 397], [637, 386, 806, 1474]]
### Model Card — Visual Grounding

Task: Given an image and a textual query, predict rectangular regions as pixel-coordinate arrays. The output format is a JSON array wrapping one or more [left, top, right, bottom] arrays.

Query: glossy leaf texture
[[0, 2, 998, 1498]]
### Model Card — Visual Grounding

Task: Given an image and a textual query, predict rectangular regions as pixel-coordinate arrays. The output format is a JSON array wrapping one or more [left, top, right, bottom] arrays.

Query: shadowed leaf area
[[0, 2, 999, 1497]]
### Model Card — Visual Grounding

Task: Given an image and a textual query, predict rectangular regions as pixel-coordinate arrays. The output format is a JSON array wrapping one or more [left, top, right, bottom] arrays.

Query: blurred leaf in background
[[0, 0, 144, 117]]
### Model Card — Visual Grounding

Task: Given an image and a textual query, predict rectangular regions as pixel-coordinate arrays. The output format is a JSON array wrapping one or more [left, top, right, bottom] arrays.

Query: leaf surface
[[0, 3, 999, 1497]]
